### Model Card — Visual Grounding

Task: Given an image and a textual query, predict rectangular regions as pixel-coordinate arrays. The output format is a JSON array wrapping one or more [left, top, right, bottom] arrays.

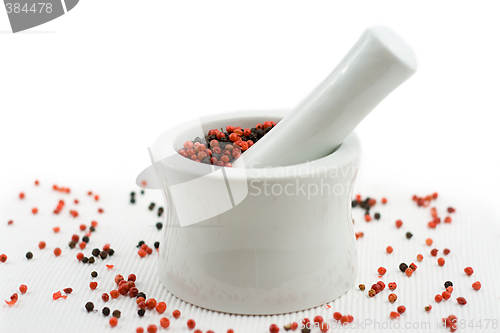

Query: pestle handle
[[237, 26, 417, 168]]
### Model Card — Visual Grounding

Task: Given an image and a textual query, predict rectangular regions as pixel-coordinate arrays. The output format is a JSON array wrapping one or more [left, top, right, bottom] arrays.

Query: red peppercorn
[[156, 302, 167, 314], [19, 285, 28, 294], [39, 241, 46, 249], [395, 220, 402, 228], [377, 281, 386, 290], [269, 324, 279, 333], [160, 317, 170, 328], [425, 305, 432, 311], [365, 214, 371, 222], [138, 301, 146, 309], [0, 254, 7, 263], [138, 249, 147, 257], [313, 316, 323, 324], [63, 287, 73, 294], [146, 298, 157, 310], [386, 246, 393, 254], [101, 293, 109, 302], [229, 133, 238, 142], [263, 121, 273, 129], [226, 126, 235, 133], [94, 195, 99, 201], [109, 317, 118, 327], [431, 249, 438, 256], [79, 242, 86, 250], [438, 258, 445, 266], [456, 297, 467, 305], [388, 293, 397, 303], [443, 248, 450, 255], [333, 312, 342, 321], [32, 207, 38, 214], [19, 192, 25, 199], [232, 148, 241, 159], [54, 248, 61, 257], [464, 267, 474, 275], [397, 305, 406, 314], [227, 330, 234, 333], [426, 238, 433, 246], [417, 254, 424, 261], [371, 284, 381, 294], [388, 282, 397, 290], [173, 310, 181, 319], [434, 293, 443, 303], [444, 216, 452, 223], [442, 291, 451, 300], [390, 312, 400, 319], [110, 290, 119, 299], [405, 268, 413, 277], [447, 207, 455, 213], [187, 319, 196, 329], [291, 322, 298, 330], [447, 286, 453, 293], [127, 273, 136, 282], [382, 197, 387, 204], [137, 328, 144, 333], [146, 247, 153, 255], [472, 281, 481, 290], [377, 267, 387, 276], [90, 282, 98, 290]]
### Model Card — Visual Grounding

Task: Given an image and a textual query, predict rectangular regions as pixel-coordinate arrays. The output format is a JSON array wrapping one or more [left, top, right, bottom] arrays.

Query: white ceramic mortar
[[138, 110, 361, 314]]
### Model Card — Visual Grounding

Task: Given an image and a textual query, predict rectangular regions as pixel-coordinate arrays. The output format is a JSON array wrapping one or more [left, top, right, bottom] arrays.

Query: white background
[[1, 1, 500, 333]]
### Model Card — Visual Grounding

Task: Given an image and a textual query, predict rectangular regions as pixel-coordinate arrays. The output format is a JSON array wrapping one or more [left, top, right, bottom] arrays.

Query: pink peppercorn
[[405, 268, 413, 277], [395, 220, 402, 228], [443, 248, 450, 255], [388, 293, 397, 303], [431, 249, 438, 256], [102, 293, 110, 302], [456, 297, 467, 305], [173, 310, 181, 319], [269, 324, 279, 333], [442, 291, 451, 300], [472, 281, 481, 290], [417, 254, 424, 261], [386, 246, 393, 254], [438, 258, 445, 266], [390, 312, 400, 319], [397, 305, 406, 314], [147, 325, 157, 333], [371, 284, 381, 294], [377, 281, 386, 290], [444, 216, 452, 223], [426, 238, 433, 246], [435, 294, 443, 302], [377, 267, 387, 276], [137, 328, 144, 333], [388, 282, 397, 290], [464, 267, 474, 275], [187, 319, 196, 329], [0, 254, 7, 262], [89, 282, 98, 290], [425, 305, 432, 311], [333, 312, 342, 321]]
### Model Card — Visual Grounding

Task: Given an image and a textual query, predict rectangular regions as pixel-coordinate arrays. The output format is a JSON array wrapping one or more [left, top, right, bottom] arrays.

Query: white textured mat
[[1, 168, 499, 333]]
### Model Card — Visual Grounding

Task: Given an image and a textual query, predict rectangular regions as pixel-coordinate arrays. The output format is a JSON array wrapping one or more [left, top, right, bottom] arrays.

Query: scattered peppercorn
[[406, 232, 413, 239], [386, 246, 393, 254], [19, 285, 28, 293], [54, 248, 61, 257], [138, 309, 145, 317], [112, 310, 121, 318], [417, 254, 424, 261], [378, 267, 387, 275], [82, 236, 89, 243], [147, 325, 157, 333], [438, 258, 445, 266], [91, 271, 98, 278], [443, 248, 450, 255], [88, 257, 95, 264], [444, 281, 453, 288], [358, 284, 365, 291], [456, 297, 467, 305], [98, 306, 109, 317], [399, 263, 408, 273], [157, 207, 164, 217], [154, 242, 160, 249], [85, 302, 94, 312], [109, 317, 118, 327], [173, 310, 181, 319], [395, 220, 402, 228], [388, 282, 397, 290], [464, 267, 474, 275], [92, 248, 100, 257], [425, 305, 432, 311], [472, 281, 481, 290], [81, 257, 89, 263], [156, 222, 163, 230], [397, 305, 406, 314], [160, 317, 170, 328], [374, 213, 380, 220], [431, 249, 438, 256], [26, 252, 33, 260], [108, 249, 115, 256], [388, 293, 397, 303]]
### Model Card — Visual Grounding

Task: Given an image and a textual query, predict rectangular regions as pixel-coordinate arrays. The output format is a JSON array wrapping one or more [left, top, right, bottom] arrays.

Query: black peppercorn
[[91, 271, 98, 278], [406, 232, 413, 239], [158, 207, 164, 217], [399, 263, 408, 273], [68, 241, 76, 249], [156, 222, 163, 230], [301, 327, 311, 333], [82, 257, 89, 263], [137, 241, 145, 248], [374, 213, 381, 220], [88, 257, 95, 264], [92, 248, 100, 257], [141, 190, 144, 195], [100, 251, 108, 260], [85, 302, 94, 312], [444, 281, 453, 288], [194, 137, 202, 144], [138, 308, 145, 317], [107, 249, 115, 256], [26, 252, 33, 260], [82, 236, 90, 243], [89, 226, 96, 232], [264, 127, 272, 133], [149, 203, 155, 211], [220, 136, 228, 142], [137, 292, 146, 299], [130, 198, 136, 204], [112, 310, 121, 318], [351, 200, 357, 208], [256, 129, 264, 138], [102, 307, 110, 316], [130, 192, 135, 197], [154, 242, 160, 249]]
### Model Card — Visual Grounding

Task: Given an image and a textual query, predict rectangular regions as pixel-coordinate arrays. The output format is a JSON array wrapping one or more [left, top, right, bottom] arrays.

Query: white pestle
[[235, 26, 417, 168]]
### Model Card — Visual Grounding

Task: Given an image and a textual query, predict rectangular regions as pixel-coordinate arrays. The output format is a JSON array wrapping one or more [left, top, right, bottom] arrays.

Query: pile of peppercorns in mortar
[[177, 121, 277, 167]]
